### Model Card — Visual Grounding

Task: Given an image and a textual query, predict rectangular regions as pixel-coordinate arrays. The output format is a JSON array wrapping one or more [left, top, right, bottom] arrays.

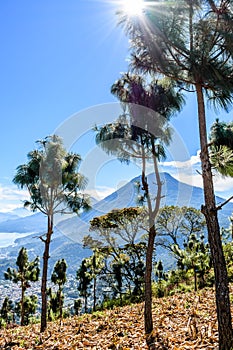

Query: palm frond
[[210, 145, 233, 177]]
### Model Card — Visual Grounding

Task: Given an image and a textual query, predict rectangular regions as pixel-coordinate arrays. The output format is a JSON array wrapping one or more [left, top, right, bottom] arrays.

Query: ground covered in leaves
[[0, 287, 228, 349]]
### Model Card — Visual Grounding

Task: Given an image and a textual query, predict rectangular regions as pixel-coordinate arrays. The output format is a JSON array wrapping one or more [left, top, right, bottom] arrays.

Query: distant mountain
[[0, 212, 19, 223], [57, 172, 233, 243], [0, 207, 31, 224], [0, 212, 46, 233], [11, 207, 32, 217], [0, 172, 232, 279], [1, 173, 232, 237]]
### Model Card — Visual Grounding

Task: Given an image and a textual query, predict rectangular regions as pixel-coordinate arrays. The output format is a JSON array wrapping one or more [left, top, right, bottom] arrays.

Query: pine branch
[[216, 196, 233, 210]]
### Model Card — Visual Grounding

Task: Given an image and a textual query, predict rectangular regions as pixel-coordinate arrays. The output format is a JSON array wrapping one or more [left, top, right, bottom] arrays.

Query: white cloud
[[160, 150, 233, 199], [212, 173, 233, 199], [172, 172, 203, 189], [85, 186, 116, 201], [0, 182, 117, 213], [161, 150, 201, 169], [0, 184, 29, 212], [159, 150, 202, 188]]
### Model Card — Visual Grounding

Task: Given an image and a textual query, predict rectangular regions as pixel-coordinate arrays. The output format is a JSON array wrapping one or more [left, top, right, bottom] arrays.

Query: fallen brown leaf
[[0, 285, 230, 349]]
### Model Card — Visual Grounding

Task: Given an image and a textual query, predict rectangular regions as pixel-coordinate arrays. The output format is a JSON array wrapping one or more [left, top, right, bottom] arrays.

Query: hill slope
[[0, 286, 228, 349]]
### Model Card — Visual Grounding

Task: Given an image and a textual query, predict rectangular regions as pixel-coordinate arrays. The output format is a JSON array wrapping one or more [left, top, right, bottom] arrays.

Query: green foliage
[[173, 233, 211, 291], [97, 292, 142, 311], [13, 135, 91, 214], [13, 135, 90, 332], [51, 259, 67, 287], [154, 260, 165, 281], [118, 0, 233, 107], [210, 119, 233, 177], [77, 240, 146, 313], [210, 145, 233, 177], [76, 259, 92, 313], [152, 280, 167, 298], [47, 288, 61, 321], [94, 53, 184, 336], [155, 206, 206, 252], [168, 283, 194, 296], [88, 207, 147, 303], [0, 297, 14, 325], [84, 249, 105, 311], [50, 259, 67, 321], [4, 247, 39, 326], [89, 207, 148, 247], [118, 0, 233, 345], [15, 295, 38, 326], [94, 72, 183, 171], [154, 206, 210, 292], [4, 247, 40, 284], [0, 318, 6, 329], [223, 242, 233, 282], [73, 299, 82, 316], [210, 119, 233, 151]]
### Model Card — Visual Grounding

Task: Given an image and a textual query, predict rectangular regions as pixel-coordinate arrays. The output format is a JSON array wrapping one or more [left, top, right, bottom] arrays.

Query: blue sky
[[0, 0, 233, 212]]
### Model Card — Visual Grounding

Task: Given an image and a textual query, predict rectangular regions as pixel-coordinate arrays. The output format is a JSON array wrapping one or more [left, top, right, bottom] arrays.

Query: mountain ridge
[[0, 172, 232, 278]]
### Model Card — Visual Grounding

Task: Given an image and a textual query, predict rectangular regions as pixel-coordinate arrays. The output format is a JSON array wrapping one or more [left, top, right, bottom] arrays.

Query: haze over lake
[[0, 232, 33, 248]]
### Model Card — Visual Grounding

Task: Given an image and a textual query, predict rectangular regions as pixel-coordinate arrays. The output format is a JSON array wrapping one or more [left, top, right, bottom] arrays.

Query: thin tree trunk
[[231, 217, 233, 240], [93, 277, 96, 312], [84, 293, 87, 313], [144, 224, 156, 336], [196, 83, 233, 349], [20, 283, 25, 326], [59, 287, 62, 323], [141, 142, 162, 349], [193, 266, 197, 292], [40, 214, 53, 333]]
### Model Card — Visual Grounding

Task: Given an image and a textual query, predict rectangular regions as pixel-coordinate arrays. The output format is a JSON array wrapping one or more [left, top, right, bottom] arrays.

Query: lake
[[0, 232, 33, 248]]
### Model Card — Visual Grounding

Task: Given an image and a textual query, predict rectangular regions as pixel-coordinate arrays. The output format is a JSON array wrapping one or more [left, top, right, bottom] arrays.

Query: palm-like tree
[[210, 119, 233, 176], [210, 119, 233, 238], [118, 1, 233, 347], [13, 135, 90, 332], [210, 144, 233, 177], [94, 73, 183, 340]]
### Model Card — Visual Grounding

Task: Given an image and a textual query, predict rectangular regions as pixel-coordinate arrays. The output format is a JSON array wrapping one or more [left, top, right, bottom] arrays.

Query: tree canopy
[[13, 135, 90, 332]]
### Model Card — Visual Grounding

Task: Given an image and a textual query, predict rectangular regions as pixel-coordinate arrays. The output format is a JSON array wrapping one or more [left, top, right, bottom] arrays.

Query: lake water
[[0, 232, 33, 248]]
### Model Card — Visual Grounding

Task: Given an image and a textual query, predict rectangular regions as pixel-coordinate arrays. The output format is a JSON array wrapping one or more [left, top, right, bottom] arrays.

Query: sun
[[123, 0, 145, 16]]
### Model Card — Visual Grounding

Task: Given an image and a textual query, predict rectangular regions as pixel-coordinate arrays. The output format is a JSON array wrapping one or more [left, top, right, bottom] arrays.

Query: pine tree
[[0, 297, 14, 325], [47, 287, 60, 321], [76, 259, 92, 313], [13, 135, 90, 332], [117, 2, 233, 346], [84, 250, 105, 311], [173, 234, 211, 291], [73, 299, 82, 316], [4, 247, 39, 326], [210, 119, 233, 177], [94, 75, 183, 337], [51, 259, 67, 322], [15, 295, 38, 325]]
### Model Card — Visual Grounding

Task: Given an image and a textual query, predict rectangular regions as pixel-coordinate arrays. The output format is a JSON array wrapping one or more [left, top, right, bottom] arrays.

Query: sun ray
[[123, 0, 145, 16]]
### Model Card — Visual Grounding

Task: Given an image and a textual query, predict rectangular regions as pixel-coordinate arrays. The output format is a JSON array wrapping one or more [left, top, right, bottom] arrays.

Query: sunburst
[[123, 0, 145, 16]]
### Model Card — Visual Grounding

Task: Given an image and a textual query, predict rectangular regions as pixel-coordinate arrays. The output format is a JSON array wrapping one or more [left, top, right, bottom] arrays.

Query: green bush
[[0, 318, 6, 329], [97, 292, 143, 310], [152, 280, 167, 298]]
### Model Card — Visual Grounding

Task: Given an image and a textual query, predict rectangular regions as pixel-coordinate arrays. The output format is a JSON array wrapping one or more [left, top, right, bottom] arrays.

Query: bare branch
[[216, 196, 233, 210]]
